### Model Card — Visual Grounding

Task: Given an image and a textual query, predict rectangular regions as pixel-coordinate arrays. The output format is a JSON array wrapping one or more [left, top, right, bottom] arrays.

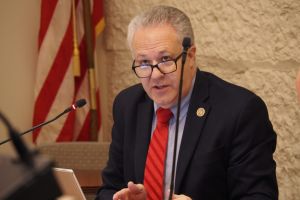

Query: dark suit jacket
[[96, 70, 278, 200]]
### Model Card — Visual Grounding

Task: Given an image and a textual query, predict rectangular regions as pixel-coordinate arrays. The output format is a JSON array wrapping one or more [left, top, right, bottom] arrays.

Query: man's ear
[[188, 45, 196, 56], [188, 45, 196, 68]]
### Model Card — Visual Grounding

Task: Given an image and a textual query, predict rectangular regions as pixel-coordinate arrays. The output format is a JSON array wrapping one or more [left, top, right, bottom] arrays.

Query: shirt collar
[[153, 76, 196, 117]]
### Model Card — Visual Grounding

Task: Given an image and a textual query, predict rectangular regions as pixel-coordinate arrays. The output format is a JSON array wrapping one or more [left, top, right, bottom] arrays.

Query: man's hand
[[112, 181, 147, 200], [172, 194, 192, 200]]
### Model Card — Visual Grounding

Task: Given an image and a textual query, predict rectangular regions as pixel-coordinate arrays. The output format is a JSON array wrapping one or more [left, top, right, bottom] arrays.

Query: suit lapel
[[134, 95, 153, 183], [175, 70, 211, 192]]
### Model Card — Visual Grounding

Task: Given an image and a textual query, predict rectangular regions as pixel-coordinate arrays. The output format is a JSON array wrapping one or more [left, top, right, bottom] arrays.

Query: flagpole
[[82, 0, 98, 141]]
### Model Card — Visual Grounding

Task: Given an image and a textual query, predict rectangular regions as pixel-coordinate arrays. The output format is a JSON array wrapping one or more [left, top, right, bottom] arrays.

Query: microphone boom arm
[[0, 99, 87, 146]]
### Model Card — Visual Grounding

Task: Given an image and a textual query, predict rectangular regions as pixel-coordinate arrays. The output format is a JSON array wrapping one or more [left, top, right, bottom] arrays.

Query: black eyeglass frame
[[131, 53, 183, 78]]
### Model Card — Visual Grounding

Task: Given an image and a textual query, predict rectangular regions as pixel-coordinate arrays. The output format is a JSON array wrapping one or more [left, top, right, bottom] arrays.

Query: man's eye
[[137, 60, 150, 65], [161, 56, 172, 62]]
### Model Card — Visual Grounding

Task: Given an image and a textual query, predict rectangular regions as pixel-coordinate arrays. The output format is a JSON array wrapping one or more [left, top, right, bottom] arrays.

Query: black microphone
[[62, 98, 87, 113], [0, 111, 62, 199], [0, 99, 87, 146], [0, 112, 32, 165], [169, 37, 191, 199], [182, 37, 191, 63]]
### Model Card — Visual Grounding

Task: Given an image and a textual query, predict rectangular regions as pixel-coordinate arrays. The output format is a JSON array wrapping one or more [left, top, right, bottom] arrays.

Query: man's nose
[[150, 66, 164, 79]]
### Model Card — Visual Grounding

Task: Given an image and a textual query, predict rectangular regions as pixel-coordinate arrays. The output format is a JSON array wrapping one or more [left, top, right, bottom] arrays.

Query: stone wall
[[97, 0, 300, 199]]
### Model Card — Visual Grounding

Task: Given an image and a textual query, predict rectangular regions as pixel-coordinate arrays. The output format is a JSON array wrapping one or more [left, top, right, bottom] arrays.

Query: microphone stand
[[168, 37, 191, 200]]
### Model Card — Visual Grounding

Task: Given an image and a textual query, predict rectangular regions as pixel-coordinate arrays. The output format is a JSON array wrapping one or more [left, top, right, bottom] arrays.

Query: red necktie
[[144, 108, 173, 200]]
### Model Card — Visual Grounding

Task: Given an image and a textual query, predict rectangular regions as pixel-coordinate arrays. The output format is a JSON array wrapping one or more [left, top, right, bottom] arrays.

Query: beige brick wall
[[97, 0, 300, 199]]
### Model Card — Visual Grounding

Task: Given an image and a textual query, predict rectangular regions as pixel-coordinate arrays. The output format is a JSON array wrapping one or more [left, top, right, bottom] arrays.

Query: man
[[96, 6, 278, 200]]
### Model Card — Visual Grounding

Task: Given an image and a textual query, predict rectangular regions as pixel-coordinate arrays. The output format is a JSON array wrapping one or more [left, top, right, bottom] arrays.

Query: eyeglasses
[[132, 53, 183, 78]]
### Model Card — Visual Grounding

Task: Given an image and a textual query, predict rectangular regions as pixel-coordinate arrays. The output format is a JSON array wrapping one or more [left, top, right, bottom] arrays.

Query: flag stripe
[[35, 1, 72, 97], [57, 48, 87, 141], [33, 19, 73, 142], [35, 63, 74, 144], [56, 110, 75, 141], [38, 0, 58, 49], [93, 0, 105, 36], [77, 111, 91, 141]]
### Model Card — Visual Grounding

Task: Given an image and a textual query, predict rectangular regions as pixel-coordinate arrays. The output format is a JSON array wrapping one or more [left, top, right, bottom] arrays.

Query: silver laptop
[[53, 168, 86, 200]]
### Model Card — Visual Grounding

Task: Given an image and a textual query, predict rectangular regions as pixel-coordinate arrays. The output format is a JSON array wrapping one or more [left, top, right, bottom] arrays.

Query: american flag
[[33, 0, 104, 144]]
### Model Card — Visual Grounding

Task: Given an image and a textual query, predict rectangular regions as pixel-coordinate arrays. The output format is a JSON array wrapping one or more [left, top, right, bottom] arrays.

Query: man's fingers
[[128, 181, 145, 194], [113, 182, 146, 200], [172, 194, 192, 200], [113, 188, 128, 200]]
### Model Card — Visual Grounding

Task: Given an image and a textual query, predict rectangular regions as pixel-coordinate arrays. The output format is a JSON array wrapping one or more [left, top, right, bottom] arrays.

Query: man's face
[[131, 24, 196, 108]]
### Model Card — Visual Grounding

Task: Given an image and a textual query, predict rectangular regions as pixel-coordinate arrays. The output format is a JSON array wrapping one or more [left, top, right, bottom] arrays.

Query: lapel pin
[[196, 107, 205, 117]]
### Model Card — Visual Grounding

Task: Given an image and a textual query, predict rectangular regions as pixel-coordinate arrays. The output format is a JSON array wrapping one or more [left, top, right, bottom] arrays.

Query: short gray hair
[[127, 5, 194, 50]]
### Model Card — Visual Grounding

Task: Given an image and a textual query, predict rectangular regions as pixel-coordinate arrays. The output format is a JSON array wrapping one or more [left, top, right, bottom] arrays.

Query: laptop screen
[[53, 168, 86, 200]]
